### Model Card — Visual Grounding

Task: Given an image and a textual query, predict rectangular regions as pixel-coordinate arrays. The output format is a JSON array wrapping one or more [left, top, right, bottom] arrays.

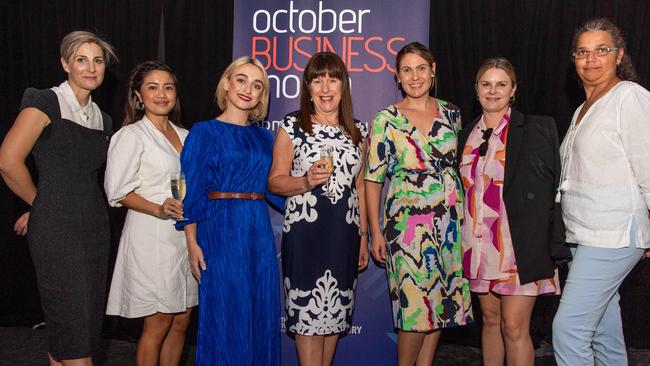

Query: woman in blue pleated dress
[[177, 56, 283, 365]]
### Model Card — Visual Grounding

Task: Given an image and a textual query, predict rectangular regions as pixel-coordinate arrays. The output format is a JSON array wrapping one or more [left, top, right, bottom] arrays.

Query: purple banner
[[233, 1, 429, 364]]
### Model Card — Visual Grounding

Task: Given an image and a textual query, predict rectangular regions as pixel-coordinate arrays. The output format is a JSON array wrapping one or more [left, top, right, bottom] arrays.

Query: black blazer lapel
[[504, 109, 524, 192], [456, 116, 480, 168]]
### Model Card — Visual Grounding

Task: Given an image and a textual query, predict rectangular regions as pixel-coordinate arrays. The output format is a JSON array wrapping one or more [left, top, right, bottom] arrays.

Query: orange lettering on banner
[[252, 35, 407, 74], [346, 36, 363, 72], [252, 36, 272, 69], [364, 37, 387, 72], [386, 36, 405, 73], [293, 36, 313, 72], [273, 36, 293, 71]]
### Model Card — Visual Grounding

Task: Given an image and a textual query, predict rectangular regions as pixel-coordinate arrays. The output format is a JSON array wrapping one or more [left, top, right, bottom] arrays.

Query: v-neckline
[[393, 101, 439, 139], [143, 116, 183, 155], [575, 80, 622, 126]]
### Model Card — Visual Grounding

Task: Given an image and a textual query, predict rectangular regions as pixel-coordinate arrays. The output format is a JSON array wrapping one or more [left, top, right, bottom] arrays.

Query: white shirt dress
[[105, 116, 198, 317]]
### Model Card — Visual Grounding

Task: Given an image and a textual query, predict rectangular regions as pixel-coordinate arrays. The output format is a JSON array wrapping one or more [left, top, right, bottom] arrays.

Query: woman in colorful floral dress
[[365, 42, 472, 365]]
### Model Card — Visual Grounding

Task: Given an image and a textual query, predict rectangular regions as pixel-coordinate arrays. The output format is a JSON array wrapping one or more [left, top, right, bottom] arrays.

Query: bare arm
[[268, 128, 330, 196], [119, 192, 183, 219], [357, 140, 369, 270], [0, 108, 49, 205], [365, 180, 386, 263]]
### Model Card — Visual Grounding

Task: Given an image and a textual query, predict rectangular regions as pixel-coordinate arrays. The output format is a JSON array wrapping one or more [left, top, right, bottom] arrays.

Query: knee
[[143, 316, 174, 340], [170, 312, 192, 334], [552, 313, 569, 342], [501, 315, 528, 341], [482, 308, 501, 328]]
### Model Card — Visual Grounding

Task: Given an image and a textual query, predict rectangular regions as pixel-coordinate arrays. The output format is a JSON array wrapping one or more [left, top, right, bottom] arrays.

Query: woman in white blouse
[[552, 18, 650, 366], [104, 61, 197, 366]]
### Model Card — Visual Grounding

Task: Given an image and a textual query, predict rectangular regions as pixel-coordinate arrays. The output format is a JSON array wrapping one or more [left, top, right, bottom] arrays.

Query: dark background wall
[[1, 0, 648, 346]]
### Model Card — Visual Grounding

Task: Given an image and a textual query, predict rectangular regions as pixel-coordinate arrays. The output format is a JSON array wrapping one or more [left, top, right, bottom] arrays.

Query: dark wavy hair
[[571, 18, 638, 82], [123, 60, 182, 127], [297, 52, 360, 145]]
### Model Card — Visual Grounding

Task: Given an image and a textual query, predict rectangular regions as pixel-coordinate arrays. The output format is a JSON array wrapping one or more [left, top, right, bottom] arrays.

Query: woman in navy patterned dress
[[269, 52, 369, 365]]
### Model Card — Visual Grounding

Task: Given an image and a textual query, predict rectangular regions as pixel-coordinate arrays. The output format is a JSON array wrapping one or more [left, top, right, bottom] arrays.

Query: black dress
[[22, 88, 111, 359]]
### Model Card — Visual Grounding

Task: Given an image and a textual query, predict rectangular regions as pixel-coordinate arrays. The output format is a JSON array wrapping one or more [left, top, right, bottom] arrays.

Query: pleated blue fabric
[[177, 119, 281, 366]]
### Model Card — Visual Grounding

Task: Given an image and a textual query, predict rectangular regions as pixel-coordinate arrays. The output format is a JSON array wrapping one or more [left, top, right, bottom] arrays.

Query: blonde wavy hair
[[215, 56, 270, 121]]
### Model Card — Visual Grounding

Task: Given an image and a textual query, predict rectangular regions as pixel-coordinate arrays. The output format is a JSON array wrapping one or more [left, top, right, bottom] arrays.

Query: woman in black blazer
[[457, 57, 570, 366]]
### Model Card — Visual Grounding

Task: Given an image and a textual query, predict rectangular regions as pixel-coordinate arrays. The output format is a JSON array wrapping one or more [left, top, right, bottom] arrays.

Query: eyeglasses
[[572, 46, 619, 59], [478, 128, 493, 157]]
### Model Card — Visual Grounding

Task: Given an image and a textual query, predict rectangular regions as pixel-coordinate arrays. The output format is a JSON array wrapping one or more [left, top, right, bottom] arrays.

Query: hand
[[14, 212, 29, 236], [188, 242, 206, 283], [644, 249, 650, 259], [370, 231, 387, 265], [304, 160, 332, 190], [157, 198, 184, 219], [358, 236, 369, 271]]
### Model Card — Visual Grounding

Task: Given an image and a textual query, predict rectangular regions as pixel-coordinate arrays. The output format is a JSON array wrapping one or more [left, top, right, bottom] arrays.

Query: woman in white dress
[[104, 61, 198, 366]]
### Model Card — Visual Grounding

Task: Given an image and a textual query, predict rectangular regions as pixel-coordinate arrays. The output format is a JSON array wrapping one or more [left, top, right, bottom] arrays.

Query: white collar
[[58, 81, 95, 120]]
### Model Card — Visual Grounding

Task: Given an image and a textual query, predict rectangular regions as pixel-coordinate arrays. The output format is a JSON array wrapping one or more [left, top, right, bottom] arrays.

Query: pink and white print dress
[[459, 111, 559, 296]]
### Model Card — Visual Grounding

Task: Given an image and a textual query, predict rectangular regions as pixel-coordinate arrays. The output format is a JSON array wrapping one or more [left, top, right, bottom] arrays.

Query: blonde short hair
[[215, 56, 270, 121], [60, 30, 118, 65]]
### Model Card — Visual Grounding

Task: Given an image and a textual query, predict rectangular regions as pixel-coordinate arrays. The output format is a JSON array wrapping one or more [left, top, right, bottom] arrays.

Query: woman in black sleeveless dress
[[0, 31, 117, 365]]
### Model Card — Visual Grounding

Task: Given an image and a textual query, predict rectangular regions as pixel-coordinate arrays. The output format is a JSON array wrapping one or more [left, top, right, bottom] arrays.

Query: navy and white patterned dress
[[280, 112, 367, 335]]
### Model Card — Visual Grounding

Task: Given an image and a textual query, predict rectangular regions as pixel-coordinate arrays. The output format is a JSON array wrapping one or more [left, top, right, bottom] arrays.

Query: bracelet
[[359, 230, 369, 237]]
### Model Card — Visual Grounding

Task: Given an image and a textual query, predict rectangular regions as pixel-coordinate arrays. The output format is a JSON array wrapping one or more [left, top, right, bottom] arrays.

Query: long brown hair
[[123, 61, 182, 127], [571, 18, 638, 82], [297, 52, 360, 145]]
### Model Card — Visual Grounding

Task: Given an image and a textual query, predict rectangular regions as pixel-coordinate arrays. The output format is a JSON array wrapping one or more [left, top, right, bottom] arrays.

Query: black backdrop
[[1, 0, 648, 347]]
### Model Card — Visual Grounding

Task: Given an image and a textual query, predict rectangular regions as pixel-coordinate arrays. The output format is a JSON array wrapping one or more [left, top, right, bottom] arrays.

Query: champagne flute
[[170, 172, 188, 221], [319, 146, 335, 197]]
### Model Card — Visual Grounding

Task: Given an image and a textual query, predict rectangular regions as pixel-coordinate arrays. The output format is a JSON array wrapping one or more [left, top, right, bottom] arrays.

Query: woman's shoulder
[[111, 119, 149, 140], [20, 87, 60, 118], [436, 98, 462, 123], [437, 98, 460, 112], [188, 119, 217, 133], [614, 80, 650, 99], [354, 119, 368, 134], [251, 121, 274, 140], [517, 111, 558, 141], [372, 104, 400, 122]]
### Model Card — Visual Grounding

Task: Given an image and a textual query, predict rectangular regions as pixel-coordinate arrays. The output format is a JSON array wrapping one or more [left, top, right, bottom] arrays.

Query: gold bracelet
[[359, 230, 369, 237]]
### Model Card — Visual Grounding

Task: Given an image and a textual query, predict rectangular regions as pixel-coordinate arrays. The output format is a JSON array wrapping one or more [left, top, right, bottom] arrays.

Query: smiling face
[[476, 67, 516, 115], [574, 30, 623, 87], [396, 52, 436, 99], [61, 42, 106, 93], [135, 70, 177, 118], [223, 63, 265, 112], [309, 73, 342, 118]]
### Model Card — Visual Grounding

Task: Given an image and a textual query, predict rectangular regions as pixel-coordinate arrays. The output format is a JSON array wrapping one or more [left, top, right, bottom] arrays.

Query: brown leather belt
[[208, 191, 265, 200]]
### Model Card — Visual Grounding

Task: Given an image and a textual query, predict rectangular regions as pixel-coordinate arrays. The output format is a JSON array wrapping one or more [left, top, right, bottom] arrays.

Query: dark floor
[[1, 326, 649, 366]]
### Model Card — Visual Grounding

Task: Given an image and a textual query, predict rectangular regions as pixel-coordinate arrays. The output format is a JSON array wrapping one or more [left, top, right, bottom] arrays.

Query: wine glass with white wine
[[170, 172, 188, 221], [319, 146, 335, 197]]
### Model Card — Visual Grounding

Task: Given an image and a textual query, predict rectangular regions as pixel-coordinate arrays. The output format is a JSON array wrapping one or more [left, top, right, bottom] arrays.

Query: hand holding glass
[[170, 172, 188, 221], [319, 146, 335, 197]]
